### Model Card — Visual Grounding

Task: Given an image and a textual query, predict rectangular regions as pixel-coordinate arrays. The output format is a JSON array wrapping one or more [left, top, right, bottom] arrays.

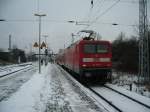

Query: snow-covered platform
[[0, 64, 107, 112]]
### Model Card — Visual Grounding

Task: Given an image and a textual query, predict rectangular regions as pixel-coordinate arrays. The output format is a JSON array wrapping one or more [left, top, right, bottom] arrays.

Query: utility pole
[[34, 13, 46, 74], [29, 43, 32, 53], [139, 0, 149, 83], [9, 34, 11, 51], [8, 34, 12, 62]]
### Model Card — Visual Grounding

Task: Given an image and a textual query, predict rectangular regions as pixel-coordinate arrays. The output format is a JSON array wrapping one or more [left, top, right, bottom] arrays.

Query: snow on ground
[[0, 67, 36, 101], [106, 84, 150, 107], [0, 64, 108, 112], [112, 72, 150, 98], [2, 63, 150, 112], [0, 64, 50, 112], [0, 62, 32, 71], [0, 63, 33, 77], [47, 65, 106, 112], [58, 66, 116, 112], [92, 86, 150, 112]]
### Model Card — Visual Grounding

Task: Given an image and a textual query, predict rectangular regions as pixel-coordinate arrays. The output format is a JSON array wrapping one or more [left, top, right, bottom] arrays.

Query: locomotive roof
[[79, 30, 94, 34], [66, 39, 111, 49], [79, 39, 111, 44]]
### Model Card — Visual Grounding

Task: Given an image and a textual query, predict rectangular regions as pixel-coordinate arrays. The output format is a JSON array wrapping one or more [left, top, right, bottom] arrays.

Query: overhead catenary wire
[[95, 0, 138, 4], [1, 19, 75, 23], [70, 0, 140, 37], [95, 0, 106, 13], [83, 0, 121, 30], [82, 0, 103, 23], [72, 0, 106, 36], [1, 19, 140, 27], [84, 0, 138, 27], [90, 0, 106, 21]]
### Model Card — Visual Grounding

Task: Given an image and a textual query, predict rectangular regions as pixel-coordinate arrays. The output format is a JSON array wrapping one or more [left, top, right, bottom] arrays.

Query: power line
[[81, 0, 106, 27], [96, 0, 106, 12], [93, 0, 106, 18], [92, 0, 120, 24], [84, 0, 121, 29], [2, 19, 73, 23], [85, 0, 138, 27], [2, 19, 142, 27], [95, 0, 101, 4], [95, 0, 138, 4]]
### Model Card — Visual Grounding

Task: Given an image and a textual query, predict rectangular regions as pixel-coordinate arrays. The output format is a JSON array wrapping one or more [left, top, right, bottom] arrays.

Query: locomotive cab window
[[84, 44, 108, 53], [97, 44, 108, 53], [84, 44, 96, 53]]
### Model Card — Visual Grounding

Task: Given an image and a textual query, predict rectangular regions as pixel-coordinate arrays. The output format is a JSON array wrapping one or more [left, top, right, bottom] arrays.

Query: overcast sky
[[0, 0, 150, 53]]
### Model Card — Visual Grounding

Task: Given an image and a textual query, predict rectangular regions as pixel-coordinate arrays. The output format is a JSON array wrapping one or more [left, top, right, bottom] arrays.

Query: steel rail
[[0, 65, 33, 78], [104, 85, 150, 109], [0, 63, 32, 72], [87, 86, 123, 112], [58, 65, 121, 112]]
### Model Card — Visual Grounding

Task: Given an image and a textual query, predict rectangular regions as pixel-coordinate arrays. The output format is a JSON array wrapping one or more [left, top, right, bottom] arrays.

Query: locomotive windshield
[[84, 44, 96, 53], [97, 44, 108, 53], [84, 44, 108, 53]]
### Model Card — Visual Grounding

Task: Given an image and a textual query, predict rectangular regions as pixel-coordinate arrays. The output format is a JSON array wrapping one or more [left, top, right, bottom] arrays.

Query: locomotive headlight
[[83, 58, 94, 62], [100, 58, 110, 62], [83, 58, 111, 62]]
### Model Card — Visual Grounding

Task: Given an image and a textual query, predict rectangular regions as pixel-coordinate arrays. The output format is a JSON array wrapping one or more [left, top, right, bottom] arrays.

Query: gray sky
[[0, 0, 150, 53]]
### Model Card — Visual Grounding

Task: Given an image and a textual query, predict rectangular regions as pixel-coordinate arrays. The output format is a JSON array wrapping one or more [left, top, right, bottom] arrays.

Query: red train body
[[56, 31, 112, 82]]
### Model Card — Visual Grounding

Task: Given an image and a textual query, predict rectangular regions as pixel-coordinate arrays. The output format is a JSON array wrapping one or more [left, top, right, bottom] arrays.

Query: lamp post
[[34, 13, 46, 74]]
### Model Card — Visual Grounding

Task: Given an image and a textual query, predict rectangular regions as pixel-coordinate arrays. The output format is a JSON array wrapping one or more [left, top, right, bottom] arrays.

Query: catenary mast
[[139, 0, 149, 83]]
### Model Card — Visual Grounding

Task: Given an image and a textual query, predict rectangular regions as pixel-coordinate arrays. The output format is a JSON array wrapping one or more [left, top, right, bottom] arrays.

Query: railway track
[[0, 64, 35, 102], [87, 86, 122, 112], [0, 63, 33, 78], [59, 65, 150, 112], [0, 63, 32, 71], [104, 85, 150, 109], [60, 66, 123, 112], [88, 85, 150, 112]]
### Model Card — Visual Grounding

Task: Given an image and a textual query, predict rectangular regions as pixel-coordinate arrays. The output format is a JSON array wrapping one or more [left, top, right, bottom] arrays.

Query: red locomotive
[[56, 30, 112, 82]]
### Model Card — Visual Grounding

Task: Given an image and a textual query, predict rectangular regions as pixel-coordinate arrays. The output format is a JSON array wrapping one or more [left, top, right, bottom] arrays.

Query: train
[[56, 30, 112, 83]]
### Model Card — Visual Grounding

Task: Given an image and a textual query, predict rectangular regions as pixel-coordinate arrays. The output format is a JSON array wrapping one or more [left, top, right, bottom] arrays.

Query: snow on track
[[45, 65, 108, 112], [0, 65, 50, 112], [106, 84, 150, 107], [0, 67, 36, 101], [92, 86, 150, 112], [57, 65, 118, 112], [0, 63, 33, 77]]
